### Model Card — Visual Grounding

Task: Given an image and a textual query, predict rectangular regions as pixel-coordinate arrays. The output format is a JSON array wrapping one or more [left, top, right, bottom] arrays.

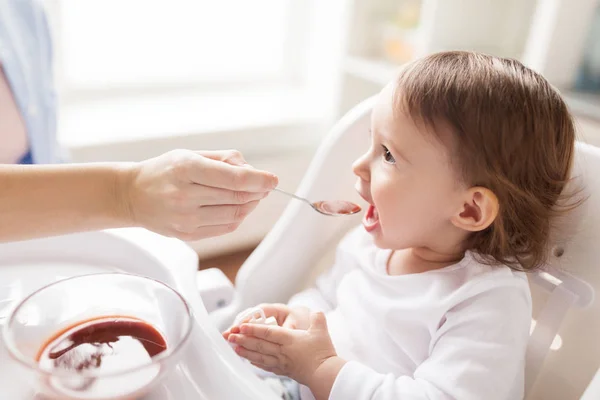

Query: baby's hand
[[227, 312, 337, 386], [278, 305, 311, 330], [222, 304, 311, 340]]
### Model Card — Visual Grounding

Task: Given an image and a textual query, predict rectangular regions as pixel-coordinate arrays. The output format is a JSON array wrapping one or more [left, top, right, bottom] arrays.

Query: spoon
[[273, 188, 361, 216]]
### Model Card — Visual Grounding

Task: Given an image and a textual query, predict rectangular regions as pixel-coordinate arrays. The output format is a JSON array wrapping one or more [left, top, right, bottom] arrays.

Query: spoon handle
[[272, 188, 312, 205]]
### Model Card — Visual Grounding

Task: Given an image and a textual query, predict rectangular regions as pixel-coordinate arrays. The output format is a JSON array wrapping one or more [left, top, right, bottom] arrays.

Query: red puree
[[37, 316, 167, 373], [314, 200, 361, 215]]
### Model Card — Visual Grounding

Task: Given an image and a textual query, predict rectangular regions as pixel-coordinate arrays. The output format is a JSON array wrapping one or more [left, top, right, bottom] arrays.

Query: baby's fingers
[[250, 362, 283, 376], [239, 323, 295, 345], [282, 317, 297, 329], [234, 346, 280, 368], [228, 334, 281, 356], [221, 325, 241, 340]]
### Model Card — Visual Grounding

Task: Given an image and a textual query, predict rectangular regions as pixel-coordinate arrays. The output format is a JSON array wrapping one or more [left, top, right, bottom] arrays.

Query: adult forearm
[[0, 149, 279, 243], [0, 163, 132, 242]]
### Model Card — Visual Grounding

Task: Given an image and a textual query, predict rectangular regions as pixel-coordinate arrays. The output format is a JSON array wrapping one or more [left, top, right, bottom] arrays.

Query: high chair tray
[[0, 229, 278, 400]]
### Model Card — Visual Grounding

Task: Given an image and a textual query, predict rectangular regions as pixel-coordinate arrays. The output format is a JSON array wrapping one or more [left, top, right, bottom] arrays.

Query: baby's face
[[352, 83, 466, 251]]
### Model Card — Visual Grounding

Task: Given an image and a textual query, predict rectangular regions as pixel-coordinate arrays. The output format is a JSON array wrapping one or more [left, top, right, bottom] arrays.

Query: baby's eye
[[381, 145, 396, 164]]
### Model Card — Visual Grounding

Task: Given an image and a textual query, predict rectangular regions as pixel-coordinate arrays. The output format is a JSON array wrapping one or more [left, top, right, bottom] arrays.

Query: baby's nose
[[352, 154, 370, 181]]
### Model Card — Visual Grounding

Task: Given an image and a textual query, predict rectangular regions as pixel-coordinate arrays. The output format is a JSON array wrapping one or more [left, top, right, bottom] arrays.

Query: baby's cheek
[[387, 207, 431, 243]]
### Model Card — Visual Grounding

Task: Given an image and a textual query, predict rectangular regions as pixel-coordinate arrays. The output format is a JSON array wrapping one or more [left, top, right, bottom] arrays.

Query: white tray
[[0, 229, 279, 400]]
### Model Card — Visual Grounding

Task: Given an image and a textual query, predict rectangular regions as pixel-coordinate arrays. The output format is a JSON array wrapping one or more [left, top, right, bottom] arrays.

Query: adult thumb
[[309, 312, 328, 332]]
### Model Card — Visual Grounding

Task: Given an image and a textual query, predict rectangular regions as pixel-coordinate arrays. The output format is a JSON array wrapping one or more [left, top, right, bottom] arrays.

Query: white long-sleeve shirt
[[289, 227, 532, 400]]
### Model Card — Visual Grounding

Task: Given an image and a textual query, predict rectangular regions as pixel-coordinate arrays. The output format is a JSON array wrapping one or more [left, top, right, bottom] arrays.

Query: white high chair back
[[525, 141, 600, 400], [210, 96, 373, 329], [212, 96, 600, 400]]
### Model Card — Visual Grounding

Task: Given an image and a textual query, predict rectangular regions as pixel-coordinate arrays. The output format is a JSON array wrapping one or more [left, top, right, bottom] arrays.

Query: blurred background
[[41, 0, 600, 262]]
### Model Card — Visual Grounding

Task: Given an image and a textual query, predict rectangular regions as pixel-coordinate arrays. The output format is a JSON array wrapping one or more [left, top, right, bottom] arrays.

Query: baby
[[223, 51, 576, 400]]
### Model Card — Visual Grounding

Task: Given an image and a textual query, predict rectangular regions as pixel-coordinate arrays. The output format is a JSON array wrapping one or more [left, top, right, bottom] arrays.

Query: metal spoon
[[273, 188, 361, 216]]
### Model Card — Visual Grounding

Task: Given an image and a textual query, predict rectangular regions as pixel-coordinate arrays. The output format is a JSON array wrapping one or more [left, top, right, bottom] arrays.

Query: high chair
[[205, 96, 600, 400]]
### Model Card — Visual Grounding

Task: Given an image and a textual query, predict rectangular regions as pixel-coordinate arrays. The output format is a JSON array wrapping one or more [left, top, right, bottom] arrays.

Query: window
[[574, 4, 600, 94], [49, 0, 297, 100], [44, 0, 341, 150]]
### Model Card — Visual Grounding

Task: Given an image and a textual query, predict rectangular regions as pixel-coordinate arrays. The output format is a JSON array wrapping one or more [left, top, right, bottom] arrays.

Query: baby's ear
[[450, 187, 499, 232]]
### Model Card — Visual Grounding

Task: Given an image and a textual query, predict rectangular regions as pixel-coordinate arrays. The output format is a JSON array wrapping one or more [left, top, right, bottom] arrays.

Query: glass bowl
[[2, 272, 193, 400]]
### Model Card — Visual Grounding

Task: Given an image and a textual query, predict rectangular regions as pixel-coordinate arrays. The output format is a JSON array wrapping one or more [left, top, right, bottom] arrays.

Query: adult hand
[[121, 149, 278, 241]]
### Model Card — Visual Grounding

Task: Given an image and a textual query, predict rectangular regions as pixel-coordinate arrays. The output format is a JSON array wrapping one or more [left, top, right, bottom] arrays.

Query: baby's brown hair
[[394, 51, 575, 271]]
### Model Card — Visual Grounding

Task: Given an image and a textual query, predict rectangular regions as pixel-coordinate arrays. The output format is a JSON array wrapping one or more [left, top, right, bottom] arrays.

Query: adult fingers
[[184, 184, 269, 206], [189, 201, 259, 227], [172, 222, 240, 241], [195, 149, 247, 166], [187, 154, 278, 192]]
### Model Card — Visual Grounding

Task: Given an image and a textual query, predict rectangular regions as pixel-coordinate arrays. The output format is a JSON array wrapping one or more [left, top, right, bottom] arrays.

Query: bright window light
[[57, 0, 291, 89]]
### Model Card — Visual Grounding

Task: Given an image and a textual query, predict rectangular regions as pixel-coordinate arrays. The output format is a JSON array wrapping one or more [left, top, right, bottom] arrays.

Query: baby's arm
[[325, 282, 531, 400], [228, 311, 346, 400], [232, 278, 530, 400]]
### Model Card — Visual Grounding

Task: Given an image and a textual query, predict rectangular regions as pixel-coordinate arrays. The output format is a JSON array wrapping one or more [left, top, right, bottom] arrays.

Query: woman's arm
[[0, 149, 278, 242], [0, 162, 131, 241]]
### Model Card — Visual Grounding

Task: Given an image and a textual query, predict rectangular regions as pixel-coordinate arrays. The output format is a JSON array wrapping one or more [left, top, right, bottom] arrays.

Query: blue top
[[0, 0, 58, 164]]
